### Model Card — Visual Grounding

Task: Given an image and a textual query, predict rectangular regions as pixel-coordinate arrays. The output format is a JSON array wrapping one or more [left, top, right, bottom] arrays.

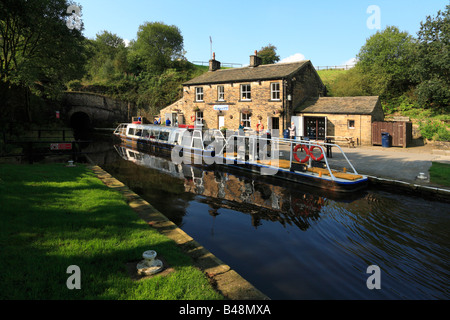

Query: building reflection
[[114, 144, 328, 230]]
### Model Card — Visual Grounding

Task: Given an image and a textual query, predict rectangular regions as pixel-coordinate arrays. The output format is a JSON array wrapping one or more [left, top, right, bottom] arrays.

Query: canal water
[[86, 133, 449, 300]]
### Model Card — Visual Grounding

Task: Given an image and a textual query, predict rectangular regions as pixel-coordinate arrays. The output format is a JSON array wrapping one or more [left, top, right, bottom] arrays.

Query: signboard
[[213, 105, 229, 111], [50, 143, 72, 150]]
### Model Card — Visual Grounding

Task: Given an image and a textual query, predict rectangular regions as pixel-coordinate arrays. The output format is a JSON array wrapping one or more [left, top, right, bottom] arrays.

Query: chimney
[[209, 52, 221, 71], [249, 50, 262, 67]]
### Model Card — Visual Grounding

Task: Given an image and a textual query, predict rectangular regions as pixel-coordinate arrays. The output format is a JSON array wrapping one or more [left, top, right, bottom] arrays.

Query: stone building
[[160, 52, 326, 135], [294, 96, 384, 145]]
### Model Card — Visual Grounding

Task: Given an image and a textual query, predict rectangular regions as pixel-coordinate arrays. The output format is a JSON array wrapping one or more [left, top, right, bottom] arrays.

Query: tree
[[413, 5, 450, 112], [0, 0, 87, 122], [86, 31, 129, 80], [131, 21, 184, 74], [356, 26, 417, 99], [257, 44, 280, 65]]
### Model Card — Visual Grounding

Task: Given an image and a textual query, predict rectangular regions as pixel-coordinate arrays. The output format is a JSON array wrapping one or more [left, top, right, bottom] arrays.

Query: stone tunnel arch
[[70, 111, 92, 130]]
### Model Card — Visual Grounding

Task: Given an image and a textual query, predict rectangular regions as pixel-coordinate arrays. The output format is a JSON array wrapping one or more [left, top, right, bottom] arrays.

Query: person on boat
[[289, 122, 296, 140], [165, 118, 171, 126], [154, 118, 159, 125]]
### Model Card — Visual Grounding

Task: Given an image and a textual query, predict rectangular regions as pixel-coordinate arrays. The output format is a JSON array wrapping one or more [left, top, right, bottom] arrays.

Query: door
[[291, 116, 303, 138], [218, 116, 225, 129], [305, 117, 326, 140], [269, 117, 280, 136]]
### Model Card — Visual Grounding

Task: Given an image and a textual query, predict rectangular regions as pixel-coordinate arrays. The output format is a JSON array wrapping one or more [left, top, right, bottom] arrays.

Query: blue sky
[[75, 0, 448, 67]]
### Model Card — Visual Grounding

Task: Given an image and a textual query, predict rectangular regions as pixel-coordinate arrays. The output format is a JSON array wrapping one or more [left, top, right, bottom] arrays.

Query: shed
[[294, 96, 384, 145]]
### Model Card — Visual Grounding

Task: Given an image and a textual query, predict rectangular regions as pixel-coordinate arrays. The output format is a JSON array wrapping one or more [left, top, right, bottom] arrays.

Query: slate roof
[[183, 60, 311, 86], [295, 96, 380, 115]]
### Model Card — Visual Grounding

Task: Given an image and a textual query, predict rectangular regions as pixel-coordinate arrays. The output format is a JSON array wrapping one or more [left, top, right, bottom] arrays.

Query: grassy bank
[[429, 162, 450, 187], [0, 163, 223, 300]]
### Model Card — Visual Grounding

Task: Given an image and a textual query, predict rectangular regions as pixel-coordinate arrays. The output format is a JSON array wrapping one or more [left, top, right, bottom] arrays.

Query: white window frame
[[196, 111, 204, 125], [195, 87, 204, 102], [271, 82, 280, 100], [217, 85, 225, 101], [241, 112, 251, 128], [240, 84, 251, 100]]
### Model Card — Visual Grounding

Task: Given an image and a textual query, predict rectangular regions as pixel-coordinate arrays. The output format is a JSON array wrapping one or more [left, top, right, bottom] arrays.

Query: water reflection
[[103, 143, 449, 300], [114, 144, 330, 231]]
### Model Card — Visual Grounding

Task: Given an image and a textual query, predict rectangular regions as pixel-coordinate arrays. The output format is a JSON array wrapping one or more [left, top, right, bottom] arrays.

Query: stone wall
[[160, 80, 286, 131]]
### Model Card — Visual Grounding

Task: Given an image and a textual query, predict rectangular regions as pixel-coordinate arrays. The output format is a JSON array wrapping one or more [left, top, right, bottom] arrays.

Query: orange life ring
[[309, 146, 324, 161], [293, 144, 309, 163], [191, 115, 196, 122]]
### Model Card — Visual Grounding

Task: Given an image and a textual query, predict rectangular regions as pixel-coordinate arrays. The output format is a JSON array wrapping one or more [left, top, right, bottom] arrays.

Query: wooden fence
[[372, 121, 412, 148]]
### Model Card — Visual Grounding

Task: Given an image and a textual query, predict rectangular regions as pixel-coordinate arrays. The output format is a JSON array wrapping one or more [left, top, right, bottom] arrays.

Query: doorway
[[304, 117, 326, 140]]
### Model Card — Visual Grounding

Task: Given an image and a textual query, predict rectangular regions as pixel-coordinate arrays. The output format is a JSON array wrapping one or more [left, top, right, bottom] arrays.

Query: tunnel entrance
[[70, 111, 92, 141]]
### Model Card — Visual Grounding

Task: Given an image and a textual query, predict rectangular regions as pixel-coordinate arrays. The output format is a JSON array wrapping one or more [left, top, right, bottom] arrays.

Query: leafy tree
[[131, 21, 184, 74], [0, 0, 87, 122], [85, 31, 129, 81], [257, 44, 280, 65], [356, 26, 417, 99], [413, 5, 450, 112]]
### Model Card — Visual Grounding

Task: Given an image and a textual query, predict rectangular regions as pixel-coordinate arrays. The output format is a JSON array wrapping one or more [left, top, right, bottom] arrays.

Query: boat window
[[159, 132, 169, 141], [128, 127, 135, 136], [135, 129, 142, 137], [142, 130, 150, 138]]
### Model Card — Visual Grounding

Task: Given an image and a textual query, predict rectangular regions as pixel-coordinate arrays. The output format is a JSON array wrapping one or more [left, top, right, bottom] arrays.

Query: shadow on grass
[[0, 164, 212, 300]]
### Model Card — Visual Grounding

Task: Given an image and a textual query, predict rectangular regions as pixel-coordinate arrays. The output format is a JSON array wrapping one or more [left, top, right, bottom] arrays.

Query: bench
[[327, 136, 355, 148]]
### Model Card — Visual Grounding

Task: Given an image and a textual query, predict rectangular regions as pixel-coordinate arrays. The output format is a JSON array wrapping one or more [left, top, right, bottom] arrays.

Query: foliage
[[418, 119, 450, 141], [413, 5, 450, 112], [130, 21, 184, 74], [356, 26, 417, 100], [257, 44, 280, 65]]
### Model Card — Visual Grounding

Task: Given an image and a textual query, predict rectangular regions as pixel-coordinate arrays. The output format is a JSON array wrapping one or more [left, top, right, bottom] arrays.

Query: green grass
[[429, 162, 450, 187], [0, 163, 223, 300], [317, 69, 348, 87]]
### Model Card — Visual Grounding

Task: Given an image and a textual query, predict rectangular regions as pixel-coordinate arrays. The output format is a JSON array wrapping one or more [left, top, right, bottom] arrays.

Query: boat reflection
[[114, 144, 366, 231]]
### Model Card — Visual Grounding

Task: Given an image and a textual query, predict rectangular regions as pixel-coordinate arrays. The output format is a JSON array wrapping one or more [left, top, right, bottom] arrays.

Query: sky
[[74, 0, 448, 67]]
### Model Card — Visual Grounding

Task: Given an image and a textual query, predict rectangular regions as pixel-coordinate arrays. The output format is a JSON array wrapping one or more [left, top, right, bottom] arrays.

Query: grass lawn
[[429, 162, 450, 187], [0, 163, 223, 300]]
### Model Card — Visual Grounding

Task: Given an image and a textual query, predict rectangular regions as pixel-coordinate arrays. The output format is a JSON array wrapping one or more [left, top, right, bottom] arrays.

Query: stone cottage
[[294, 96, 384, 145], [160, 52, 326, 135]]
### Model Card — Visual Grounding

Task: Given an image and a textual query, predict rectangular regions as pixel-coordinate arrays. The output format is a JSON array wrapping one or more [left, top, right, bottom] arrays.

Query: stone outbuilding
[[160, 52, 326, 135], [293, 96, 384, 146]]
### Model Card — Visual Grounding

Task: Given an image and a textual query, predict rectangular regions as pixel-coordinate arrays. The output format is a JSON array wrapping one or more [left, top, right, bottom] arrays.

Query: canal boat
[[113, 123, 368, 193]]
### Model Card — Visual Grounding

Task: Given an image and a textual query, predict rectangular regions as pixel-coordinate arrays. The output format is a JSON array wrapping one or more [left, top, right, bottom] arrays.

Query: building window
[[196, 111, 204, 125], [271, 83, 280, 100], [241, 112, 251, 128], [240, 84, 251, 100], [217, 86, 224, 101], [195, 87, 203, 102], [348, 120, 355, 129]]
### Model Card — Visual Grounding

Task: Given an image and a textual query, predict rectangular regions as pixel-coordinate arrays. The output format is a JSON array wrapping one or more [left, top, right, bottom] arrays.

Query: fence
[[372, 121, 412, 148], [315, 65, 355, 71], [192, 61, 243, 68]]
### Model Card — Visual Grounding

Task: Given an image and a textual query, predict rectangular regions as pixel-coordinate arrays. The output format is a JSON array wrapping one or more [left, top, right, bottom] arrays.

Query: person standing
[[288, 122, 296, 140]]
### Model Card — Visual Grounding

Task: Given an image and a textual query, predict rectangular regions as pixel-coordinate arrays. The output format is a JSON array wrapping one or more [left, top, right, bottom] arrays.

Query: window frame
[[240, 84, 251, 101], [241, 112, 251, 128], [348, 119, 355, 129], [217, 85, 225, 101], [195, 87, 204, 102], [196, 111, 204, 125], [270, 82, 281, 100]]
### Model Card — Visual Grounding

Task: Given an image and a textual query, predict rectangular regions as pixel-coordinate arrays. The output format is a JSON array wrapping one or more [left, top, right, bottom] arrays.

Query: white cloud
[[342, 57, 358, 68], [123, 39, 131, 47], [279, 53, 306, 63]]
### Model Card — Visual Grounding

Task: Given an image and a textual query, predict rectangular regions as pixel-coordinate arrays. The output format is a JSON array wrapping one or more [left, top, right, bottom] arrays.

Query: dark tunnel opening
[[70, 111, 92, 141]]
